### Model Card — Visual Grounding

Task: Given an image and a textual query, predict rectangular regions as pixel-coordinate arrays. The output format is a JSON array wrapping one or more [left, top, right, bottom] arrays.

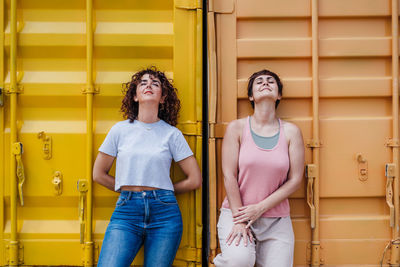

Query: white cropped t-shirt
[[98, 119, 193, 192]]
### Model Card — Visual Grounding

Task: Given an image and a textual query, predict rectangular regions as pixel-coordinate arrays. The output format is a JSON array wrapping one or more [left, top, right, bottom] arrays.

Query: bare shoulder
[[225, 118, 247, 140], [280, 120, 303, 144]]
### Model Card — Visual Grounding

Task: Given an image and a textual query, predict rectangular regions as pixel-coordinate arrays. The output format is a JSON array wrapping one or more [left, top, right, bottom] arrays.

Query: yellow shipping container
[[208, 0, 399, 266], [1, 0, 202, 266], [2, 0, 400, 266]]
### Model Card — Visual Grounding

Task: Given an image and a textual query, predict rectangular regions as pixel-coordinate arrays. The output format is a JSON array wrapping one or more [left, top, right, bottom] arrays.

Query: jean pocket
[[116, 195, 127, 207], [156, 194, 178, 205]]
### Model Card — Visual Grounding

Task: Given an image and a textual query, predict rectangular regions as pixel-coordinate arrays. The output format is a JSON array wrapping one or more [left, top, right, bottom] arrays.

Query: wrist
[[257, 202, 267, 214], [230, 206, 241, 214], [236, 222, 246, 227]]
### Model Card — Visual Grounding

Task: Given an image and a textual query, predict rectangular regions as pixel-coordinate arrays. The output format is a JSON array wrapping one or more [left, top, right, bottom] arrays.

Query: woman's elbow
[[188, 173, 202, 190], [92, 168, 103, 184], [194, 176, 202, 189], [290, 176, 303, 192], [92, 173, 100, 184], [189, 171, 202, 190]]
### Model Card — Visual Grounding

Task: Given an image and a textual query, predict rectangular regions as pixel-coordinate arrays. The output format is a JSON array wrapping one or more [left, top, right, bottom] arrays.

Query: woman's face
[[134, 73, 164, 104], [250, 74, 281, 105]]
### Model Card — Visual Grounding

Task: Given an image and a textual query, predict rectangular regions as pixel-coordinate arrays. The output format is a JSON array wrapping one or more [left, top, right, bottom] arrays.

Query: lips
[[144, 91, 153, 94]]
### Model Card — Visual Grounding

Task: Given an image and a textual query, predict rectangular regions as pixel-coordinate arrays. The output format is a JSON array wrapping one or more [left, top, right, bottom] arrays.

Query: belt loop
[[152, 190, 157, 198], [128, 191, 132, 200]]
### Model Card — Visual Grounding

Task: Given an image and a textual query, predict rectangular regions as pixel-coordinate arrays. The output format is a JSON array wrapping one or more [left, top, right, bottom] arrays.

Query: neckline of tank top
[[134, 119, 163, 131], [249, 116, 280, 138], [248, 116, 281, 151], [249, 117, 280, 139]]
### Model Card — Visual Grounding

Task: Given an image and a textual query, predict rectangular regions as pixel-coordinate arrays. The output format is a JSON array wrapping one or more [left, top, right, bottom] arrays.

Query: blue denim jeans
[[97, 189, 183, 267]]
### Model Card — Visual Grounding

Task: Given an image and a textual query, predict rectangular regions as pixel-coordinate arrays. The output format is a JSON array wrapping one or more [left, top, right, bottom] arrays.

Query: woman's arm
[[174, 155, 202, 194], [222, 120, 254, 246], [233, 122, 305, 227], [93, 152, 116, 191], [222, 120, 244, 214]]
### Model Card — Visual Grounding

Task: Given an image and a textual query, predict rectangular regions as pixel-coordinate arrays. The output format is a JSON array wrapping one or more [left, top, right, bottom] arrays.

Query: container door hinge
[[178, 121, 202, 136], [306, 242, 324, 266], [175, 0, 202, 10], [81, 85, 99, 94], [5, 84, 24, 94], [208, 0, 235, 13], [209, 122, 216, 139], [5, 71, 24, 94], [209, 122, 227, 138], [386, 138, 400, 148], [6, 241, 23, 265], [306, 139, 322, 148]]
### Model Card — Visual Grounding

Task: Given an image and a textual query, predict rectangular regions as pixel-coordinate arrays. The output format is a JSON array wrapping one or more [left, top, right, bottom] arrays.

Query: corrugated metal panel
[[208, 0, 398, 265], [2, 0, 202, 266]]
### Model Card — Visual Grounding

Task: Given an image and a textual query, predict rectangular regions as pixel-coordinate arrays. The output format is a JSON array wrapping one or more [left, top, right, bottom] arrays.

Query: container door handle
[[77, 180, 88, 244], [12, 142, 25, 206], [386, 163, 396, 227], [306, 164, 316, 229]]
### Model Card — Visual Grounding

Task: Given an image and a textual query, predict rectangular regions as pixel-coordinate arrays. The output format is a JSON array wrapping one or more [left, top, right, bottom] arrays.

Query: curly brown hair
[[121, 67, 181, 126]]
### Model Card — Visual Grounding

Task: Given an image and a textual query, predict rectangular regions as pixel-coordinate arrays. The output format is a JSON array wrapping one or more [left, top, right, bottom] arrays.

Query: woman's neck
[[252, 101, 277, 125], [137, 103, 160, 123]]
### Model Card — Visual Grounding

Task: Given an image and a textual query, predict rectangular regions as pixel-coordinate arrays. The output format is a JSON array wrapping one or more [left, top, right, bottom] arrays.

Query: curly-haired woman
[[213, 69, 304, 267], [94, 67, 202, 267]]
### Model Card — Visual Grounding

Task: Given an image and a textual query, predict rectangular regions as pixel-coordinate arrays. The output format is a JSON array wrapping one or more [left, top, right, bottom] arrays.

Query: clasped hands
[[226, 203, 264, 247]]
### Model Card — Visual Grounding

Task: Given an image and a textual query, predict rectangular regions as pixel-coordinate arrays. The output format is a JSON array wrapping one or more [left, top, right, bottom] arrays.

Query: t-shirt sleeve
[[171, 130, 194, 162], [98, 124, 119, 157]]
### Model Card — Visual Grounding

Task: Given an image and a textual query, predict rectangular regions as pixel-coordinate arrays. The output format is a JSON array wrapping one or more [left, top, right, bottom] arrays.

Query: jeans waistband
[[120, 189, 174, 199]]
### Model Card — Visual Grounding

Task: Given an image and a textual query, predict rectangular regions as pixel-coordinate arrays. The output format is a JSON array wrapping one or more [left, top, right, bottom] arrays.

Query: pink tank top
[[222, 116, 290, 217]]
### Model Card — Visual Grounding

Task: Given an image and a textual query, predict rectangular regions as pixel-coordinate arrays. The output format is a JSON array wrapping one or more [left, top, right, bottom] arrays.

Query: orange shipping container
[[207, 0, 399, 266]]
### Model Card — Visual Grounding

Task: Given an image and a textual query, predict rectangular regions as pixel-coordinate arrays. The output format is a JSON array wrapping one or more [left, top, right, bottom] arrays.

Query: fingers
[[227, 229, 254, 247], [233, 214, 249, 224], [242, 230, 248, 247], [235, 231, 243, 246], [235, 229, 254, 247], [232, 211, 244, 218], [248, 229, 254, 243], [245, 220, 253, 228], [227, 231, 241, 246], [226, 228, 243, 246], [226, 229, 234, 245], [232, 206, 248, 217]]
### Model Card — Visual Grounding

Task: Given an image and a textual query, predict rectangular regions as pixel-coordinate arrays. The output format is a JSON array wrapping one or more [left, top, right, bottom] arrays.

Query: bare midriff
[[120, 185, 160, 192]]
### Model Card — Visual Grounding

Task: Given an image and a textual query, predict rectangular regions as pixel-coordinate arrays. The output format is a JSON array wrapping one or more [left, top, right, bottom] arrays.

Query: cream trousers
[[213, 208, 294, 267]]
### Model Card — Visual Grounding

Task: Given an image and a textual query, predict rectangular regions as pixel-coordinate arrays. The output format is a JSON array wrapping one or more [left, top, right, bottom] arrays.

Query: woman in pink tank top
[[213, 70, 305, 267]]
